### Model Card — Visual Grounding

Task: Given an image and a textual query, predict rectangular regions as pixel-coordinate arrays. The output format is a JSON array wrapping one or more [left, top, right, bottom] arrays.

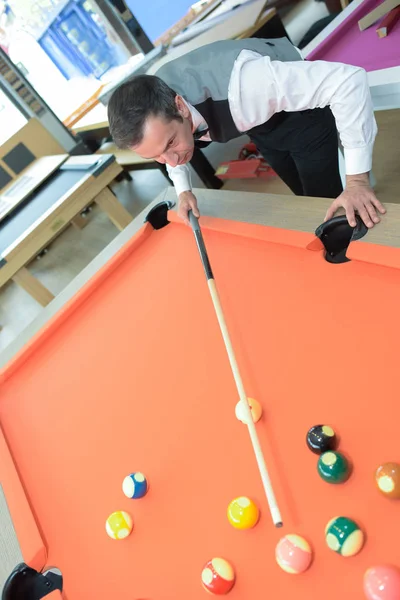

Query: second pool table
[[306, 0, 399, 72], [1, 188, 400, 600], [304, 0, 400, 111]]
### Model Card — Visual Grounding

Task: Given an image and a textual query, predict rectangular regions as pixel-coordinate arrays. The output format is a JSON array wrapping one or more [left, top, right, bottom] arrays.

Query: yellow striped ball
[[106, 511, 133, 540]]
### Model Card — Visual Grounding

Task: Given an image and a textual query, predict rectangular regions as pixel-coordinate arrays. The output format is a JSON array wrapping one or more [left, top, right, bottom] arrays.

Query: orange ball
[[376, 463, 400, 499]]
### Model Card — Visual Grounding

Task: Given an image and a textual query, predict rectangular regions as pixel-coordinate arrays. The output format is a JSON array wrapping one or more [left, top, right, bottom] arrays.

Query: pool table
[[0, 154, 132, 308], [304, 0, 400, 111], [1, 187, 400, 600]]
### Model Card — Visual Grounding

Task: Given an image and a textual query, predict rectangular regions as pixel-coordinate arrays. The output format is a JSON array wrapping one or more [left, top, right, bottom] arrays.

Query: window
[[0, 87, 27, 146]]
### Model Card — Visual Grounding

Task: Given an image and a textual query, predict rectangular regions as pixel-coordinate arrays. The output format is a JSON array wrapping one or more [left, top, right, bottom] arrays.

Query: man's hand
[[178, 191, 200, 225], [325, 173, 386, 228]]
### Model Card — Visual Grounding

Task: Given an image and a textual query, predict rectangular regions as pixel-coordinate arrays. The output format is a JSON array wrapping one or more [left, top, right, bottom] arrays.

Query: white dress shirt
[[166, 48, 377, 197]]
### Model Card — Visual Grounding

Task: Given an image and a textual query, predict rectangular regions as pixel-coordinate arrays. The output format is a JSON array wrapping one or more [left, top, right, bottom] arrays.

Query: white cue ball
[[235, 398, 263, 424]]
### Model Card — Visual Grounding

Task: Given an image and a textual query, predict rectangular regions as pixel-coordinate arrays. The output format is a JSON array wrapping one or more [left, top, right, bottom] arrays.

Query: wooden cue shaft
[[207, 278, 283, 527], [188, 211, 282, 526]]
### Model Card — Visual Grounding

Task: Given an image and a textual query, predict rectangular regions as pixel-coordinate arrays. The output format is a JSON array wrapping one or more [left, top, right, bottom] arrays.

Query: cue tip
[[275, 521, 283, 528]]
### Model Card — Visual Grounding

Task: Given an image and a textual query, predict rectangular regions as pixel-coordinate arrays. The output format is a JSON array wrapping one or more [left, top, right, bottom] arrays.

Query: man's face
[[132, 95, 195, 167]]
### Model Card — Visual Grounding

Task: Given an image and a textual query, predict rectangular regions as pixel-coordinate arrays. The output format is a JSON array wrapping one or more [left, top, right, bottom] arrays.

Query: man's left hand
[[325, 174, 386, 229]]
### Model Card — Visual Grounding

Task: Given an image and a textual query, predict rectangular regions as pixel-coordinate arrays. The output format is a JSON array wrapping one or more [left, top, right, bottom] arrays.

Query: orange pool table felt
[[1, 190, 400, 600]]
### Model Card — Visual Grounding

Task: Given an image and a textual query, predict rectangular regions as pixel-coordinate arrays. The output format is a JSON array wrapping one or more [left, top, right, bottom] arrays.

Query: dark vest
[[155, 37, 302, 143]]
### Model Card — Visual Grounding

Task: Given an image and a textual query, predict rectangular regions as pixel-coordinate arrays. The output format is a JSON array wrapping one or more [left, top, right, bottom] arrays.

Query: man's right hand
[[177, 191, 200, 225]]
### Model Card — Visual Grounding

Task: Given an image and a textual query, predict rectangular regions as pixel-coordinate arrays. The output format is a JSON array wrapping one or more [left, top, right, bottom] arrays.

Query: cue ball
[[318, 451, 350, 484], [325, 516, 364, 557], [275, 534, 313, 574], [122, 472, 149, 499], [375, 463, 400, 499], [227, 496, 259, 529], [201, 558, 235, 595], [306, 424, 337, 454], [106, 511, 133, 540], [235, 398, 262, 424], [364, 565, 400, 600]]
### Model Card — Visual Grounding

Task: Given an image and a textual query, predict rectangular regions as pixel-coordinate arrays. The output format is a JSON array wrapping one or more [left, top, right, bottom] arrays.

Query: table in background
[[168, 0, 287, 47], [304, 0, 400, 110], [1, 187, 400, 599], [0, 155, 67, 223], [147, 0, 285, 73], [0, 154, 132, 307]]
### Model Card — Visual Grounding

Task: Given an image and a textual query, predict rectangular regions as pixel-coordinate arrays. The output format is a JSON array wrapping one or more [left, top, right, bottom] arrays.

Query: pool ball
[[201, 558, 235, 594], [227, 496, 260, 529], [325, 516, 364, 557], [306, 424, 337, 454], [364, 565, 400, 600], [375, 463, 400, 499], [235, 397, 263, 424], [105, 511, 133, 540], [122, 472, 148, 499], [275, 534, 313, 574], [318, 451, 350, 483]]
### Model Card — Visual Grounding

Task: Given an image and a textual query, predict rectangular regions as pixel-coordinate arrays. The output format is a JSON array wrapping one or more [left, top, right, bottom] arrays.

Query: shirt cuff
[[344, 143, 374, 176], [166, 164, 192, 197]]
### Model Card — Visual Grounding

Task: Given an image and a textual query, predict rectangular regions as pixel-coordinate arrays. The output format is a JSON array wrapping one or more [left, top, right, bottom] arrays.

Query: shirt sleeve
[[228, 50, 378, 175], [166, 163, 192, 197]]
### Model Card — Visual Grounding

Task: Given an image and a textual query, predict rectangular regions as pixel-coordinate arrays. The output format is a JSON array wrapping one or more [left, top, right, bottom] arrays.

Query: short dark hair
[[107, 75, 182, 149]]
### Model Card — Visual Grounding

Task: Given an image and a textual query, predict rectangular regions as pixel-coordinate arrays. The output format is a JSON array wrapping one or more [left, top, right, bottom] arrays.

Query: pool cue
[[189, 211, 283, 527]]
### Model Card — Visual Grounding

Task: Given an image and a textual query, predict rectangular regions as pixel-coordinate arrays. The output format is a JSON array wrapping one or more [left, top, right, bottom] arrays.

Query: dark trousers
[[248, 107, 343, 198]]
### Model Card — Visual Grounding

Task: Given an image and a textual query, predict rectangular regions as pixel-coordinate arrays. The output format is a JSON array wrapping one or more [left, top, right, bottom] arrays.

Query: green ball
[[317, 451, 349, 483], [325, 516, 364, 557]]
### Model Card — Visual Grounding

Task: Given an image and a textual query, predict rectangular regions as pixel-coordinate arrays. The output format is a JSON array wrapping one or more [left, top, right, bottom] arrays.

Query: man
[[107, 37, 385, 227]]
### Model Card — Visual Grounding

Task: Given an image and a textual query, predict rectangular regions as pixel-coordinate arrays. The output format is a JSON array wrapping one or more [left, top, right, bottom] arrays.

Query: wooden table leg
[[12, 268, 55, 307], [71, 213, 88, 230], [94, 187, 133, 231]]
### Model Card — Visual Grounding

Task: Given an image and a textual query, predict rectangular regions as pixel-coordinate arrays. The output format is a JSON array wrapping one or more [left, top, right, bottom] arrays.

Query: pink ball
[[275, 534, 312, 574], [364, 566, 400, 600]]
